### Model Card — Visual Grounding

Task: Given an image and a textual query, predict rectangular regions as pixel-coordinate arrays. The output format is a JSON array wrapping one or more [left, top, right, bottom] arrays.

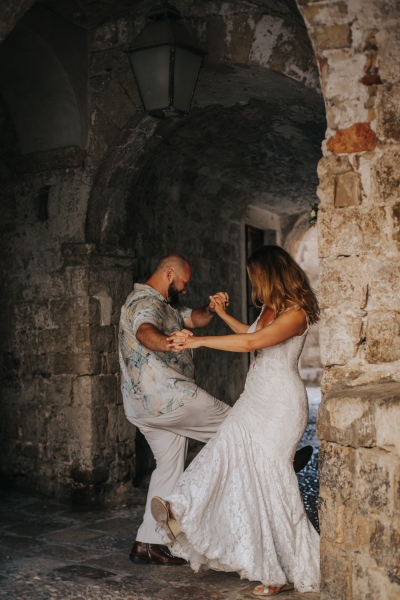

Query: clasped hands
[[167, 292, 229, 352]]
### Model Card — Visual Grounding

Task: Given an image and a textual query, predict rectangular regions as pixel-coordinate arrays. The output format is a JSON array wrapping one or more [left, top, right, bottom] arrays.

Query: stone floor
[[0, 388, 321, 600]]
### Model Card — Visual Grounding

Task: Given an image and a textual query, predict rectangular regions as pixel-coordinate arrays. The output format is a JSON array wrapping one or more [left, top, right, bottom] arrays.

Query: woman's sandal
[[253, 583, 294, 596], [150, 496, 181, 542]]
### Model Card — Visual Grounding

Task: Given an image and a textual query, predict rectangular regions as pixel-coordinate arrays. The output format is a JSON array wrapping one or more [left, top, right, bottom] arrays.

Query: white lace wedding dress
[[160, 315, 320, 593]]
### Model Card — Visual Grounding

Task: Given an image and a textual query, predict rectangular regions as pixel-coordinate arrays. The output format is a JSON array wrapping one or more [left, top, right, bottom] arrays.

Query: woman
[[151, 246, 320, 596]]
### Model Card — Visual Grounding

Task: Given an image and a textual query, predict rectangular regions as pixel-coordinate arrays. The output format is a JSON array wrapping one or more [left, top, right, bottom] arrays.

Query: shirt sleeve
[[131, 298, 164, 336], [178, 305, 193, 323]]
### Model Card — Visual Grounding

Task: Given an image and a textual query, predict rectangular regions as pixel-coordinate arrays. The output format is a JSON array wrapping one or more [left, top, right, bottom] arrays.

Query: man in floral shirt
[[119, 253, 231, 565]]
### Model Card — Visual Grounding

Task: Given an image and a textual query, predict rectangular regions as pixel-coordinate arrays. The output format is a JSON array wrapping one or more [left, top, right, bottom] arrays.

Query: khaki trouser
[[127, 386, 231, 545]]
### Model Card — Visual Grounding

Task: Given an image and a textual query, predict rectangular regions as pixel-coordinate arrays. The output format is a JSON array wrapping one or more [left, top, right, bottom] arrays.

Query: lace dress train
[[159, 319, 320, 593]]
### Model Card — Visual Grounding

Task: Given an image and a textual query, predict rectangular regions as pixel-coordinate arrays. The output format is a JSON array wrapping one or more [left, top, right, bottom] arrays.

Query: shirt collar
[[134, 283, 167, 303]]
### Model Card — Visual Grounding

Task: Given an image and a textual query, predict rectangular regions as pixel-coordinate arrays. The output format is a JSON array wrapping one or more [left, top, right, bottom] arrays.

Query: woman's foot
[[151, 497, 181, 542], [253, 583, 294, 596]]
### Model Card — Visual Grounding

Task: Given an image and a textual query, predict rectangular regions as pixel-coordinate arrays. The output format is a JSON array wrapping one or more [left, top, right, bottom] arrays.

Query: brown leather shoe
[[129, 541, 187, 566]]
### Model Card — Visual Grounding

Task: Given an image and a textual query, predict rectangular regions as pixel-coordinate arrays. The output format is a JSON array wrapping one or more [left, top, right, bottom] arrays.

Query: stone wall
[[0, 166, 136, 503], [297, 0, 400, 597]]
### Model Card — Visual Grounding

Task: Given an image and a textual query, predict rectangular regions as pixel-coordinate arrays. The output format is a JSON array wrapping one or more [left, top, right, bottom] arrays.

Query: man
[[119, 253, 312, 566]]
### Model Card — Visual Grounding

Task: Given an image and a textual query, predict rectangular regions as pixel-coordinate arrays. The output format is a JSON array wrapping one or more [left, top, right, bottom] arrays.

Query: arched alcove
[[0, 5, 88, 155], [85, 65, 326, 403]]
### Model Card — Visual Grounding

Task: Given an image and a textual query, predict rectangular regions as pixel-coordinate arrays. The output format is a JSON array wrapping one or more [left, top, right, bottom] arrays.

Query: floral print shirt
[[119, 284, 196, 418]]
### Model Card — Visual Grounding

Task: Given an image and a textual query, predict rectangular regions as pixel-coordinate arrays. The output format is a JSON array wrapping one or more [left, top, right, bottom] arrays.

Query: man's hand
[[136, 324, 195, 353], [167, 329, 194, 352], [208, 292, 229, 314], [184, 292, 230, 328], [209, 293, 229, 317]]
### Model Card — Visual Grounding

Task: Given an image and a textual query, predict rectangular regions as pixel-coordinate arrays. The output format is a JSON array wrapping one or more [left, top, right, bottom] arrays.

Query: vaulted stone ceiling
[[36, 0, 304, 30]]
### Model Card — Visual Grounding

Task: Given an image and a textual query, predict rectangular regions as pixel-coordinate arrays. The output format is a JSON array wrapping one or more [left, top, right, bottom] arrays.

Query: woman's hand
[[167, 329, 202, 352], [209, 293, 229, 317]]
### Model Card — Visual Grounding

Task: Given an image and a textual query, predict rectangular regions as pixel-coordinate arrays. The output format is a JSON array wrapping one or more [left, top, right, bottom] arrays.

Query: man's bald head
[[154, 254, 191, 276], [148, 254, 192, 304]]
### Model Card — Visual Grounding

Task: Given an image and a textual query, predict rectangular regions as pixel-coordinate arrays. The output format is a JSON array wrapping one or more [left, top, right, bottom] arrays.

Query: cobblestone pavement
[[0, 389, 321, 600]]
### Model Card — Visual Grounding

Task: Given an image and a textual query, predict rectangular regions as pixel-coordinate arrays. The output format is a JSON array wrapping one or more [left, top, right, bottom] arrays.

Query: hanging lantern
[[126, 3, 204, 118]]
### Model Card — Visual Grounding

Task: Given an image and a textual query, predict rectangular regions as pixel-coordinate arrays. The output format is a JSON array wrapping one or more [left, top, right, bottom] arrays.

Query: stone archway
[[0, 1, 399, 596], [85, 67, 326, 402]]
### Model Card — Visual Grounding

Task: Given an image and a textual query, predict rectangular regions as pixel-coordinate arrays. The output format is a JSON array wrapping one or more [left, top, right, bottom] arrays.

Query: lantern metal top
[[147, 3, 181, 21], [126, 3, 204, 119], [128, 5, 203, 56]]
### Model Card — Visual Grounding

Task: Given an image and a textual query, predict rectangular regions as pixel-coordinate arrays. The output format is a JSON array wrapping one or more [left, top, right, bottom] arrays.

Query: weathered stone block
[[64, 267, 90, 297], [38, 376, 73, 407], [318, 494, 346, 544], [317, 155, 352, 181], [376, 84, 400, 142], [92, 374, 117, 407], [89, 47, 127, 77], [312, 24, 351, 50], [371, 147, 400, 201], [316, 176, 335, 205], [395, 463, 400, 512], [335, 171, 361, 206], [319, 257, 367, 309], [393, 203, 400, 248], [319, 310, 362, 365], [320, 537, 350, 600], [200, 16, 229, 66], [318, 382, 400, 449], [318, 206, 391, 257], [91, 404, 108, 451], [369, 516, 400, 585], [318, 390, 375, 447], [378, 25, 400, 85], [344, 511, 374, 552], [6, 147, 85, 175], [38, 327, 74, 352], [75, 326, 115, 353], [302, 1, 348, 26], [105, 352, 119, 374], [72, 375, 92, 408], [50, 297, 100, 326], [229, 15, 255, 64], [48, 352, 102, 376], [355, 447, 397, 518], [375, 389, 400, 450], [368, 259, 400, 309], [327, 122, 376, 154], [321, 362, 400, 397], [352, 551, 400, 600], [117, 66, 142, 110], [366, 311, 400, 363], [319, 441, 355, 502]]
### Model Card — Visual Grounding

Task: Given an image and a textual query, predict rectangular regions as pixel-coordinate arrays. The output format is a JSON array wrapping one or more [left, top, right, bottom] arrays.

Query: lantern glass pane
[[173, 47, 202, 113], [128, 45, 170, 112]]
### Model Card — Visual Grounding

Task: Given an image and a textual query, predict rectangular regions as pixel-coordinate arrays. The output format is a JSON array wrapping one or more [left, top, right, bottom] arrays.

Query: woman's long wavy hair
[[247, 245, 320, 325]]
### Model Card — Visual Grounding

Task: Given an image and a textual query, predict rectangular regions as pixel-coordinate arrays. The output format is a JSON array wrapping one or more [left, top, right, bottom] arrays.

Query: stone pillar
[[56, 243, 137, 504], [297, 0, 400, 598], [0, 240, 136, 504]]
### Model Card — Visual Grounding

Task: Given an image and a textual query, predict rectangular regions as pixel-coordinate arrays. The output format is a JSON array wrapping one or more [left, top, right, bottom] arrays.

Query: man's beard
[[167, 281, 180, 306]]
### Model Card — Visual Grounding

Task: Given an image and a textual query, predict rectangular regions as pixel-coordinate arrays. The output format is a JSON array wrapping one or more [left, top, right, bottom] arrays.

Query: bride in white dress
[[151, 245, 320, 596]]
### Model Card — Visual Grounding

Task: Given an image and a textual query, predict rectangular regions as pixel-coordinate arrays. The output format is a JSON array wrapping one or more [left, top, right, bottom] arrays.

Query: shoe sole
[[129, 554, 186, 566], [151, 497, 181, 542], [129, 555, 150, 565]]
